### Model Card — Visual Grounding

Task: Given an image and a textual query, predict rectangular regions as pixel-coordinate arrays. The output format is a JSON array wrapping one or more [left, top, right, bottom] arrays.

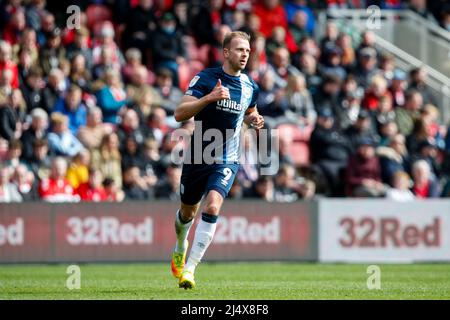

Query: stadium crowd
[[0, 0, 450, 203]]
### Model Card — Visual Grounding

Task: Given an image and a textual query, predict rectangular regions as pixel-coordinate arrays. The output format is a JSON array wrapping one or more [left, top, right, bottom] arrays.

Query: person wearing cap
[[310, 107, 352, 196], [353, 46, 380, 89], [346, 136, 385, 197], [39, 27, 66, 76], [152, 11, 186, 87], [319, 44, 347, 81], [344, 109, 379, 153], [389, 69, 407, 107]]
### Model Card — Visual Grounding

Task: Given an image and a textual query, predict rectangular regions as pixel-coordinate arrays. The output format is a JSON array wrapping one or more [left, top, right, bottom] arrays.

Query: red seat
[[276, 123, 313, 166]]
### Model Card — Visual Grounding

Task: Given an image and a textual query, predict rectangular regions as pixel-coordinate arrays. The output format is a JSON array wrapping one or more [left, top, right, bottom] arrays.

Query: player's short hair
[[222, 31, 250, 49]]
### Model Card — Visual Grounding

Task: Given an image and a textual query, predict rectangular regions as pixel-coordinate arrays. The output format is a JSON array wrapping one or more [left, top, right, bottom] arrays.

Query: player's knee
[[179, 207, 197, 221], [203, 202, 221, 215]]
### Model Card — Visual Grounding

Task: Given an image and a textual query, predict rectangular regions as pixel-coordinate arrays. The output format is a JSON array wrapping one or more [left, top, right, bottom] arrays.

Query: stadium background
[[0, 0, 450, 279]]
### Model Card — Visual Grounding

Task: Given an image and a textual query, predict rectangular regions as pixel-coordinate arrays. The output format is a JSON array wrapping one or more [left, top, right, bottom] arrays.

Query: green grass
[[0, 263, 449, 300]]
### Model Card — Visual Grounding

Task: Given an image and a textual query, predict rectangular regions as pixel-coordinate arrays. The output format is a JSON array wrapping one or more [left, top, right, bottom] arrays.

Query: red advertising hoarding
[[0, 201, 317, 263]]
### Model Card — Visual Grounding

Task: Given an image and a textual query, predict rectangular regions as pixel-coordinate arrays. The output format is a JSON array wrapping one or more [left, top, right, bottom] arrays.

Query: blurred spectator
[[39, 28, 65, 76], [254, 0, 297, 53], [122, 0, 157, 64], [47, 112, 84, 157], [26, 138, 51, 181], [42, 68, 67, 113], [12, 28, 39, 66], [92, 22, 124, 71], [244, 175, 275, 202], [69, 54, 92, 93], [4, 139, 24, 169], [335, 89, 363, 131], [0, 89, 25, 141], [53, 85, 87, 134], [356, 31, 380, 62], [153, 67, 183, 116], [269, 47, 301, 89], [20, 66, 45, 113], [319, 45, 346, 81], [76, 168, 107, 202], [91, 132, 122, 188], [121, 135, 146, 171], [103, 177, 125, 202], [151, 12, 186, 86], [385, 171, 415, 201], [66, 149, 90, 189], [0, 165, 22, 202], [38, 156, 79, 202], [155, 163, 181, 200], [389, 69, 407, 108], [25, 0, 46, 33], [77, 106, 111, 151], [122, 164, 154, 200], [310, 108, 351, 196], [320, 22, 339, 58], [20, 107, 48, 161], [66, 27, 93, 70], [11, 163, 39, 201], [126, 65, 161, 111], [411, 159, 440, 198], [346, 137, 385, 197], [146, 107, 170, 145], [266, 26, 288, 59], [36, 11, 55, 47], [378, 120, 398, 147], [284, 0, 315, 35], [277, 74, 316, 127], [96, 69, 128, 124], [362, 74, 391, 111], [313, 74, 341, 112], [117, 108, 147, 146], [344, 109, 378, 153], [409, 67, 436, 106], [296, 52, 322, 95], [395, 89, 423, 136], [122, 48, 153, 85], [377, 133, 410, 185], [274, 164, 315, 202], [0, 40, 19, 89], [336, 33, 355, 69], [288, 10, 310, 44], [354, 47, 380, 89], [2, 7, 25, 46], [408, 0, 438, 24]]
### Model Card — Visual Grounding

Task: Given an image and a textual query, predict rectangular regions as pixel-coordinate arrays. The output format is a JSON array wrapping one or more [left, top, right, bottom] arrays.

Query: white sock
[[184, 213, 218, 274], [174, 210, 194, 254]]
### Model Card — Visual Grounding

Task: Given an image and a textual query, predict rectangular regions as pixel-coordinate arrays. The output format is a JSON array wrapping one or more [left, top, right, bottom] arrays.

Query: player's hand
[[248, 113, 265, 129], [208, 79, 230, 102]]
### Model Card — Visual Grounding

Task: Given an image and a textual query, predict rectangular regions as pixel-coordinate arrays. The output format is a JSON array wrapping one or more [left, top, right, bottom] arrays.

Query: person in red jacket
[[346, 137, 386, 197], [0, 41, 19, 89], [76, 168, 107, 202], [39, 156, 80, 202], [253, 0, 298, 53]]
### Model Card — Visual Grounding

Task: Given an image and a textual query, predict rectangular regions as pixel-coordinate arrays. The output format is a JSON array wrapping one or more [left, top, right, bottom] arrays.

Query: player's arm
[[244, 106, 264, 129], [174, 79, 230, 122]]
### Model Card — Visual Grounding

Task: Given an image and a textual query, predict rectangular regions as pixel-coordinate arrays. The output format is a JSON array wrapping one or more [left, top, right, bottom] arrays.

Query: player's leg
[[172, 164, 207, 278], [171, 201, 200, 278], [179, 190, 224, 289], [180, 164, 238, 289]]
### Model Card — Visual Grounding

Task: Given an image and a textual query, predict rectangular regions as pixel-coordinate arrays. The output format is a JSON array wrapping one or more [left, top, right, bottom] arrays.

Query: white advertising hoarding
[[319, 200, 450, 263]]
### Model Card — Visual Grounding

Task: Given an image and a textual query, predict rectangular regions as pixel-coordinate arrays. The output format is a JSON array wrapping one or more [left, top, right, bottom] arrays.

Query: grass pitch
[[1, 263, 449, 300]]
